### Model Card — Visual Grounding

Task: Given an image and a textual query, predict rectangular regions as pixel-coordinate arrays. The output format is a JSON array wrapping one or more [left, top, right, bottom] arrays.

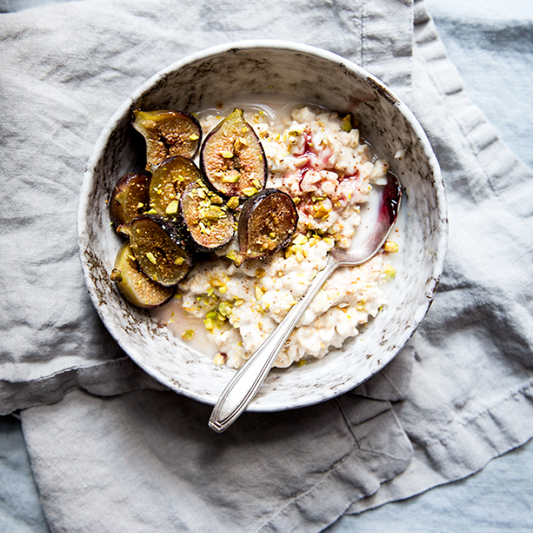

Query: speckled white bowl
[[78, 40, 447, 412]]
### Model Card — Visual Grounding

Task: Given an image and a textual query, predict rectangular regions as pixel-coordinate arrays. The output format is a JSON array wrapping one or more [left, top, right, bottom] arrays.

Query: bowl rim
[[78, 39, 448, 411]]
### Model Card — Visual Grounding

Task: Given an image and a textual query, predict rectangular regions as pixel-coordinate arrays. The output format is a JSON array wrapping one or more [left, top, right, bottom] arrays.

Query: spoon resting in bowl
[[209, 172, 402, 433]]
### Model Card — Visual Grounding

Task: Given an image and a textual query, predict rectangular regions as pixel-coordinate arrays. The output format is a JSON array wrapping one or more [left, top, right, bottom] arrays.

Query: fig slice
[[132, 109, 202, 169], [179, 181, 235, 252], [238, 189, 298, 261], [149, 156, 203, 219], [122, 216, 193, 286], [200, 108, 267, 199], [109, 172, 151, 227], [111, 242, 174, 309]]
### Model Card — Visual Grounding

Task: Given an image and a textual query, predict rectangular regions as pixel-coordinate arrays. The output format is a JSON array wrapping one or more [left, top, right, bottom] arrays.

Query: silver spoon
[[209, 172, 402, 433]]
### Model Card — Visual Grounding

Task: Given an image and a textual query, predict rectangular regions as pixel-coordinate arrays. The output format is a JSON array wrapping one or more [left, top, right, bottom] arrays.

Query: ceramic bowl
[[78, 40, 447, 411]]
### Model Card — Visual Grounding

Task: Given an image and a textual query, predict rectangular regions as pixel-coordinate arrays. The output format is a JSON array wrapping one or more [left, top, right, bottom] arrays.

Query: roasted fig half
[[132, 109, 202, 169], [179, 181, 235, 252], [122, 216, 193, 286], [109, 172, 150, 227], [238, 189, 298, 260], [200, 108, 267, 199], [111, 242, 174, 309], [149, 156, 203, 219]]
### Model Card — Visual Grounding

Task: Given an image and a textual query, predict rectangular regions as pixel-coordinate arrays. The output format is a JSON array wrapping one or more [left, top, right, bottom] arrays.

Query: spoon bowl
[[209, 173, 403, 432]]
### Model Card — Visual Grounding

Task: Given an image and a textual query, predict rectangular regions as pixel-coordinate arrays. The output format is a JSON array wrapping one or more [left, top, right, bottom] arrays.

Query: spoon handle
[[209, 256, 339, 432]]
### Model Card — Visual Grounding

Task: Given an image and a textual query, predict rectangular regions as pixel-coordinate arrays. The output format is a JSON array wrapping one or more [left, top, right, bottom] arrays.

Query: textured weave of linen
[[0, 0, 413, 414], [1, 0, 533, 531], [349, 0, 533, 509], [1, 1, 416, 531]]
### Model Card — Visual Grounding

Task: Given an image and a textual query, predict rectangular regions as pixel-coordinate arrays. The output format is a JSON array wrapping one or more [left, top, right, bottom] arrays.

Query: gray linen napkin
[[1, 0, 417, 531], [22, 389, 412, 532], [0, 0, 413, 414], [4, 0, 533, 530], [351, 0, 533, 512]]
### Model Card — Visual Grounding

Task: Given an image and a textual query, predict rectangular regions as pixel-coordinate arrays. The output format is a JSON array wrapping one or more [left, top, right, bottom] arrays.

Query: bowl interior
[[78, 42, 447, 411]]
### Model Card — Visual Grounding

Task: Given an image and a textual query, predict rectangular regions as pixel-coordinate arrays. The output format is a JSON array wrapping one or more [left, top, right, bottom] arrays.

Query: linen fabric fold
[[0, 0, 414, 414], [350, 0, 533, 512], [1, 0, 418, 531], [3, 0, 533, 531], [22, 390, 413, 533]]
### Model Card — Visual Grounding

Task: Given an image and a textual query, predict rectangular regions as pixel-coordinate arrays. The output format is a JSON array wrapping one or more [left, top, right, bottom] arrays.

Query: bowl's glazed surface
[[78, 41, 447, 411]]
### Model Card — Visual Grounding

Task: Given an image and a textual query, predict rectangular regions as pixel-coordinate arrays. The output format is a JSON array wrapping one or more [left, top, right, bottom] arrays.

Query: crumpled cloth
[[1, 0, 533, 531]]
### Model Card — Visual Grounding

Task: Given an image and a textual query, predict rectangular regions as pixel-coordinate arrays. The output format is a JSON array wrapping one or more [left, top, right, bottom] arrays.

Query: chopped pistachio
[[222, 173, 240, 183], [384, 241, 399, 253], [165, 200, 179, 215], [383, 264, 396, 281], [242, 187, 258, 197], [204, 206, 223, 220], [227, 197, 240, 210], [189, 133, 200, 140], [226, 250, 238, 262], [218, 301, 233, 317], [174, 256, 185, 265], [293, 234, 308, 245], [146, 252, 157, 264], [341, 114, 352, 132], [182, 329, 195, 341], [314, 203, 330, 219], [221, 150, 234, 158]]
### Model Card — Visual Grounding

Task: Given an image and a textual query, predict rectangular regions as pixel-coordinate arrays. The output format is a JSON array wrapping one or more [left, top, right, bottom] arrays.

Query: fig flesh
[[200, 108, 267, 199], [132, 109, 202, 169], [111, 242, 174, 309], [238, 189, 298, 260], [179, 181, 235, 252], [149, 156, 203, 219], [109, 172, 150, 227], [123, 216, 193, 286]]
